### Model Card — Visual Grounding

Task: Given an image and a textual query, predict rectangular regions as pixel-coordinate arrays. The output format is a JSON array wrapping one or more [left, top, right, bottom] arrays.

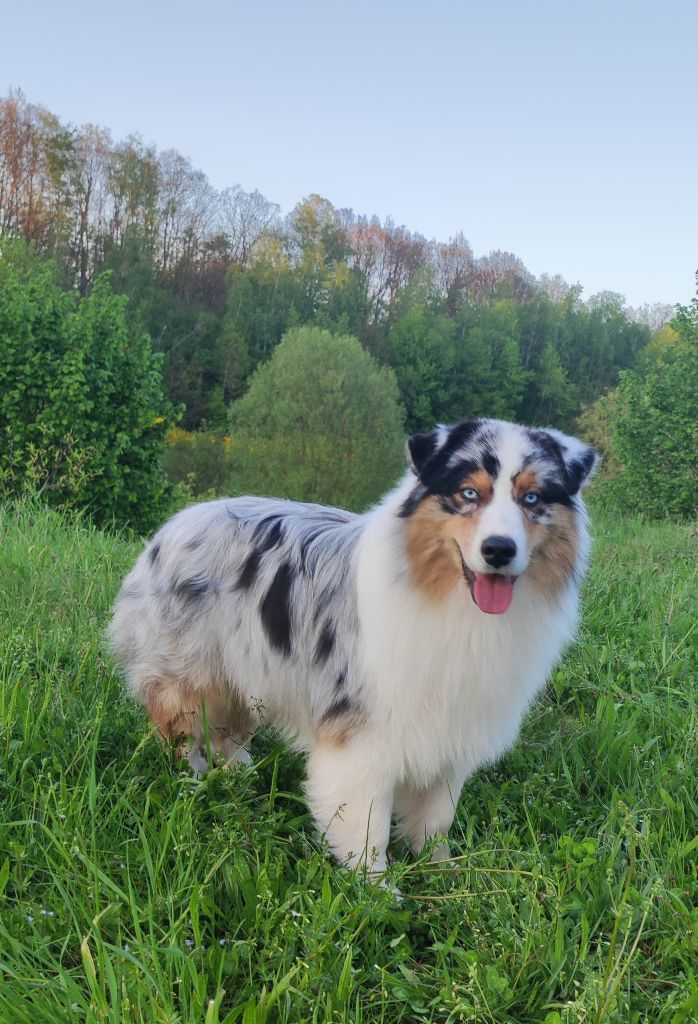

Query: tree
[[608, 282, 698, 519], [531, 341, 576, 426], [430, 232, 474, 314], [67, 123, 112, 294], [217, 185, 280, 265], [451, 300, 528, 421], [287, 194, 350, 267], [628, 301, 674, 335], [0, 90, 70, 253], [229, 326, 405, 510], [346, 214, 428, 322], [0, 240, 173, 530], [387, 293, 455, 432], [223, 242, 304, 364], [0, 88, 660, 438]]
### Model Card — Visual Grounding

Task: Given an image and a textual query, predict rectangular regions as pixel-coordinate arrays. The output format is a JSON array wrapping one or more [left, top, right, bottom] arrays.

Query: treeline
[[0, 89, 670, 437]]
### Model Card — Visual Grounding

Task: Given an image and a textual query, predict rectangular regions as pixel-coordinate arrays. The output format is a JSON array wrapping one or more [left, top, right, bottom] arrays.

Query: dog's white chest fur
[[356, 508, 579, 788]]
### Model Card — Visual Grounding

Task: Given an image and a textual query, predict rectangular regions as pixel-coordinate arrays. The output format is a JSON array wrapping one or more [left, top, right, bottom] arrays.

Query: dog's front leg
[[305, 737, 394, 876], [393, 764, 469, 861]]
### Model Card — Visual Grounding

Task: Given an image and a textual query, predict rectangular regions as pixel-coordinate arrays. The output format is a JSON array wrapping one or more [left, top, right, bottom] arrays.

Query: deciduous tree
[[609, 282, 697, 519], [0, 240, 173, 530], [229, 325, 405, 510]]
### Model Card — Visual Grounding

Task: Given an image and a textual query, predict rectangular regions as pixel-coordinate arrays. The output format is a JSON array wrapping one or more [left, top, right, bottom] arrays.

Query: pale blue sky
[[4, 0, 697, 307]]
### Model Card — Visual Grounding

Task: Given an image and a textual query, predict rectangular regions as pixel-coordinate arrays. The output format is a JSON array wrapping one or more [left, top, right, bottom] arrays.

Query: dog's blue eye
[[461, 488, 478, 502], [523, 492, 540, 506]]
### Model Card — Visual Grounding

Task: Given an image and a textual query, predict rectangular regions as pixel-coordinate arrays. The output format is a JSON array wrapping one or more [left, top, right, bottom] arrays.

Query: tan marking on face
[[442, 510, 484, 565], [511, 469, 545, 546], [404, 496, 465, 601], [513, 469, 541, 503], [460, 469, 494, 505], [526, 506, 579, 596], [405, 490, 502, 601]]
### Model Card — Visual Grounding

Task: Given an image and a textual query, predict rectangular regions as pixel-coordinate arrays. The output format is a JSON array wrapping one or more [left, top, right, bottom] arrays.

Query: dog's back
[[109, 497, 365, 761]]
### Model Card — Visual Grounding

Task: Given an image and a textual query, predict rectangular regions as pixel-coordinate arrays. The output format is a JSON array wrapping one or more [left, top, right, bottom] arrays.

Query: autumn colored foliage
[[1, 89, 686, 522]]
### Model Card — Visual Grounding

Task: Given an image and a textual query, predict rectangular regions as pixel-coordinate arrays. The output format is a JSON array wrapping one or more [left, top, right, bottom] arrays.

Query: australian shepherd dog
[[109, 418, 597, 874]]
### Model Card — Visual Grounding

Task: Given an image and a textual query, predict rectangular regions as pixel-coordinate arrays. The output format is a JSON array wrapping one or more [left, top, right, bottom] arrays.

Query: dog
[[108, 418, 597, 874]]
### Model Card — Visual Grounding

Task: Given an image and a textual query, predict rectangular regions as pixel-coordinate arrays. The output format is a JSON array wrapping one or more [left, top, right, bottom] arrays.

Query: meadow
[[0, 498, 696, 1023]]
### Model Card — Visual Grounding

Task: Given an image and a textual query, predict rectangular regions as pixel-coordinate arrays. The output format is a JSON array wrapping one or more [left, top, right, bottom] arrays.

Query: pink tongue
[[472, 573, 514, 615]]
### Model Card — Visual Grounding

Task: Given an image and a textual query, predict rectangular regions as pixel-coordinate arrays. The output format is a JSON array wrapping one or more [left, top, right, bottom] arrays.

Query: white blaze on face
[[465, 427, 530, 578]]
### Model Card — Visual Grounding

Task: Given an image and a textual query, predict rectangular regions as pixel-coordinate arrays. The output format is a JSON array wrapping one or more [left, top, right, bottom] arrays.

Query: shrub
[[229, 325, 405, 510], [0, 240, 173, 531], [161, 428, 234, 496], [575, 388, 622, 482], [605, 290, 698, 519]]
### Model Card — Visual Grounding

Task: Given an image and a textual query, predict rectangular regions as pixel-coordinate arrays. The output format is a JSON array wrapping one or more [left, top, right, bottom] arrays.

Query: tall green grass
[[0, 499, 696, 1023]]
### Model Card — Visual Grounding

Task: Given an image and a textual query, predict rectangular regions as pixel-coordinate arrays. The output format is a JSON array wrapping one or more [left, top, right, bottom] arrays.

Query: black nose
[[481, 535, 517, 568]]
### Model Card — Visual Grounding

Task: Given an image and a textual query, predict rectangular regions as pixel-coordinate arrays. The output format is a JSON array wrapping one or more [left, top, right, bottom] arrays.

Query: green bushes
[[161, 328, 407, 512], [611, 326, 697, 519], [0, 243, 404, 526], [579, 290, 698, 521], [161, 428, 234, 497], [229, 325, 406, 510], [0, 241, 173, 532]]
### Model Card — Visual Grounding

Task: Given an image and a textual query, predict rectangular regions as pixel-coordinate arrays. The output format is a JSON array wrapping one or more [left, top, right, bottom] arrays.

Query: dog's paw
[[428, 841, 452, 863], [179, 743, 211, 777]]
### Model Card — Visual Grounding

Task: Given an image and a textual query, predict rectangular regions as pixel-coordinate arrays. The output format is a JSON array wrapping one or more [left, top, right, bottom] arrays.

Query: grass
[[0, 497, 696, 1023]]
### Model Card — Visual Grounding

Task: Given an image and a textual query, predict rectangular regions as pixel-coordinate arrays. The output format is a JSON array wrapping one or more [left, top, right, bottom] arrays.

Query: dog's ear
[[544, 428, 599, 494], [405, 431, 440, 477]]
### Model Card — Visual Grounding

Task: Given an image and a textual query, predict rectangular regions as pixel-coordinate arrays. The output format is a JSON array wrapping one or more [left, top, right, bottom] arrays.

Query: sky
[[3, 0, 697, 308]]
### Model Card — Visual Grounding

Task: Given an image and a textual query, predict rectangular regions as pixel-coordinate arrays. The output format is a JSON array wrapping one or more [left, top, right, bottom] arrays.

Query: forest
[[0, 88, 694, 528]]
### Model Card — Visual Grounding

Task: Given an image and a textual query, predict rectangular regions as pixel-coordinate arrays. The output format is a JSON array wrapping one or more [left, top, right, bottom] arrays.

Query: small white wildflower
[[185, 939, 193, 947], [26, 914, 34, 922], [219, 938, 226, 946], [124, 943, 130, 952]]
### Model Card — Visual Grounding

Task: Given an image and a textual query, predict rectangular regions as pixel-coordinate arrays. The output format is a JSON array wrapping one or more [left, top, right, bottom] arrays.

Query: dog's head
[[399, 419, 598, 613]]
